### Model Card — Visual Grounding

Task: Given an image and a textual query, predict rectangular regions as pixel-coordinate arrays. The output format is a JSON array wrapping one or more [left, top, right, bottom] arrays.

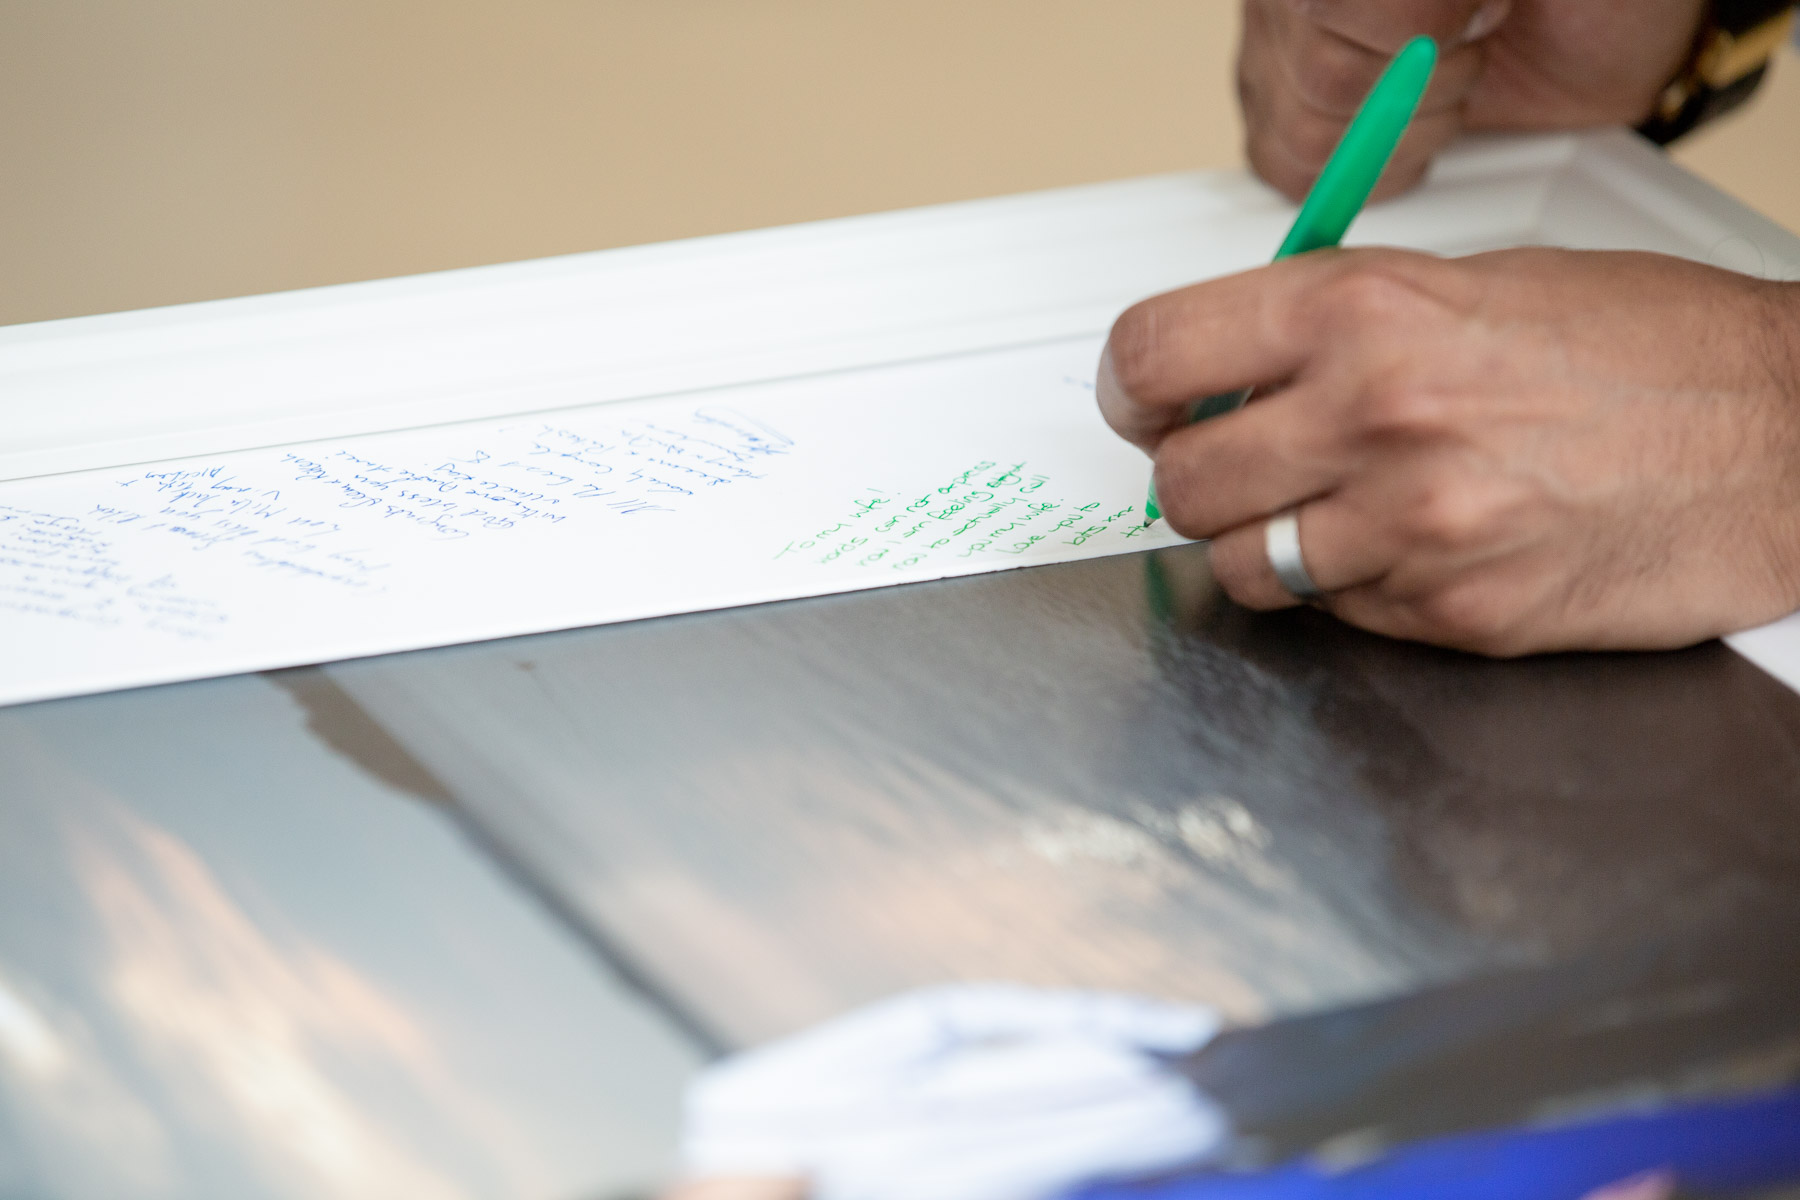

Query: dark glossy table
[[321, 543, 1800, 1045], [6, 543, 1800, 1198]]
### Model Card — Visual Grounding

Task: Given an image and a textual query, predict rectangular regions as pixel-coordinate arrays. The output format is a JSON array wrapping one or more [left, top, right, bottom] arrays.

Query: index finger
[[1097, 253, 1342, 452]]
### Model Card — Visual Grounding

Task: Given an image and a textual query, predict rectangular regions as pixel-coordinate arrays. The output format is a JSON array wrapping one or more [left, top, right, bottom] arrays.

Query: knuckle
[[1401, 481, 1491, 551], [1245, 136, 1313, 202], [1317, 258, 1428, 328], [1367, 157, 1431, 203], [1293, 36, 1375, 115], [1152, 458, 1211, 540], [1310, 259, 1455, 437], [1356, 379, 1450, 440], [1106, 301, 1170, 401], [1279, 108, 1345, 171]]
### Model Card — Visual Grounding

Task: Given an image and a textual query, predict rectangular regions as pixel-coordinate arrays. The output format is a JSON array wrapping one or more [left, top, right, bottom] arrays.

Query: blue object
[[1073, 1084, 1800, 1200]]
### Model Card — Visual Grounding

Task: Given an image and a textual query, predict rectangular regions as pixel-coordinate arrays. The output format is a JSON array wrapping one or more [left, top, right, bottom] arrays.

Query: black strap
[[1639, 62, 1772, 144], [1636, 0, 1795, 144], [1712, 0, 1799, 38]]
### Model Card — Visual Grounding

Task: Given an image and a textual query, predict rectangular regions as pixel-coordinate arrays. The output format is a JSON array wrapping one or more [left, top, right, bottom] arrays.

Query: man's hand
[[1240, 0, 1706, 201], [1097, 248, 1800, 656]]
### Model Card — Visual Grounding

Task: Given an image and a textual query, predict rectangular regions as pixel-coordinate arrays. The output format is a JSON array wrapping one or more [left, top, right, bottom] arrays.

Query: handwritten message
[[0, 406, 794, 642], [0, 334, 1189, 708], [0, 505, 224, 639], [777, 460, 1150, 572]]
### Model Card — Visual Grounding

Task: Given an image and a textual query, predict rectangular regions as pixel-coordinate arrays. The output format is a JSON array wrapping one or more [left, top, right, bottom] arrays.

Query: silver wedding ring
[[1265, 509, 1323, 601]]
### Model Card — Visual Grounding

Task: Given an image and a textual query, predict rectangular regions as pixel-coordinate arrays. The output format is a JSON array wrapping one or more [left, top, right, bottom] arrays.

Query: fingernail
[[1459, 0, 1511, 43]]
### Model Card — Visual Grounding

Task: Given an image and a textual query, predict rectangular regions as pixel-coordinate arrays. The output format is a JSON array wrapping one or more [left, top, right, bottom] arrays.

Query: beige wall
[[0, 2, 1793, 328]]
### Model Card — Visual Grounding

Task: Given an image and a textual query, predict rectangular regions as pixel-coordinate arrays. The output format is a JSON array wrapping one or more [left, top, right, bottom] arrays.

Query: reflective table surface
[[0, 675, 702, 1200], [5, 543, 1799, 1197]]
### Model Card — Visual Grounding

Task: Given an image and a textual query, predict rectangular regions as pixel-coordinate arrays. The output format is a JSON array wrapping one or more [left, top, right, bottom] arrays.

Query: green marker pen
[[1144, 34, 1438, 525]]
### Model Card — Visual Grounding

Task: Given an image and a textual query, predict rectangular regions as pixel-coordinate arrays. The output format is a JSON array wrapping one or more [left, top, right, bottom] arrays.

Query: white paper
[[0, 335, 1186, 706], [1726, 613, 1800, 698]]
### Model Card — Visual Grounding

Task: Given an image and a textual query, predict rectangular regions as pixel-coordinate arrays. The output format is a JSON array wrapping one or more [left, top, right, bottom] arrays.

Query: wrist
[[1759, 280, 1800, 618], [1772, 282, 1800, 403]]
